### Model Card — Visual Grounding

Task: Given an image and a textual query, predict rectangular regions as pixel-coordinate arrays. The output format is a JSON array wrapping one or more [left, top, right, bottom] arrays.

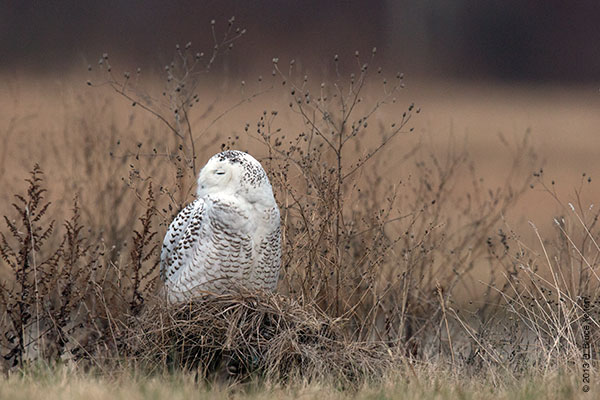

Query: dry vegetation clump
[[254, 54, 539, 358], [445, 185, 600, 379], [122, 290, 395, 386], [0, 166, 159, 370]]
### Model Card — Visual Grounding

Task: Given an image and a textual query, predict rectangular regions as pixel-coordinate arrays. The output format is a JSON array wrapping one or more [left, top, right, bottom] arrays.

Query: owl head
[[196, 150, 276, 205]]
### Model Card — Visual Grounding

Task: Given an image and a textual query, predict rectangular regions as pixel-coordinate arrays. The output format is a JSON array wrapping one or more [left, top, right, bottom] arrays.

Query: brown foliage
[[122, 290, 395, 386]]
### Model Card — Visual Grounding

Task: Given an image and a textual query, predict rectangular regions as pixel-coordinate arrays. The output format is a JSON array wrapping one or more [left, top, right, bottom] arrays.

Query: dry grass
[[0, 37, 599, 396], [122, 290, 395, 386], [0, 364, 596, 400]]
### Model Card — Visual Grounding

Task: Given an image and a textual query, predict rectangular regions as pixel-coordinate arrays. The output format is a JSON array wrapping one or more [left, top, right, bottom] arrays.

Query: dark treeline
[[2, 0, 600, 83]]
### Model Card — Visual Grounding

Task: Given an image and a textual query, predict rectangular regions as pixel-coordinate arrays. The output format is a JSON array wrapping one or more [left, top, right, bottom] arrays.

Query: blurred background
[[1, 0, 600, 231], [2, 0, 600, 82]]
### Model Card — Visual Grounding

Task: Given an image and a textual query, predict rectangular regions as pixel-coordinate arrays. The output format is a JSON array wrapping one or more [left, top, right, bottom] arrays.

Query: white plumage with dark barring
[[160, 150, 281, 302]]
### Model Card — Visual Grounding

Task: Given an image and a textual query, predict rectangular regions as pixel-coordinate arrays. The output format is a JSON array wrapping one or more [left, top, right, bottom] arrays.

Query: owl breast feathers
[[160, 150, 281, 302]]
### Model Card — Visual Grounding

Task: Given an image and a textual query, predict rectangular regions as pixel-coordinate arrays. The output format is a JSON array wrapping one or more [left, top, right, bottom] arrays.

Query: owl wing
[[160, 198, 205, 282], [160, 197, 254, 301], [253, 215, 281, 291], [255, 227, 281, 290]]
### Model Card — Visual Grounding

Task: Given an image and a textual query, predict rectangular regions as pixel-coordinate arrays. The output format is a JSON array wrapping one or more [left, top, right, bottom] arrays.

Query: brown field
[[3, 75, 599, 228], [1, 67, 599, 398]]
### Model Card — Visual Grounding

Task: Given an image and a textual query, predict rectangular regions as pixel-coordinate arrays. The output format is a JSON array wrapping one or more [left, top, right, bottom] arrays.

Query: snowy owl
[[160, 150, 281, 302]]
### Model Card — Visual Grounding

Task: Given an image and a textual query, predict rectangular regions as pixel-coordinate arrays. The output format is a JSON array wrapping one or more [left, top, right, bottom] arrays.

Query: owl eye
[[215, 170, 226, 175]]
